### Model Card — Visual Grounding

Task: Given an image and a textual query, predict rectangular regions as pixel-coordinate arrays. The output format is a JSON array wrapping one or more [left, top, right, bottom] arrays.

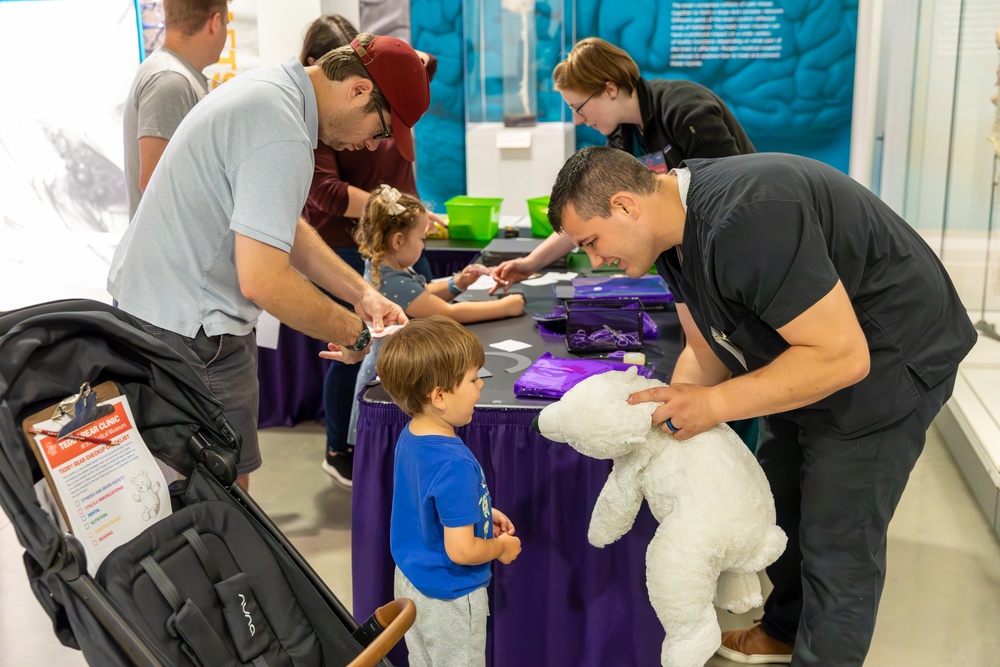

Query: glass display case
[[463, 0, 575, 126], [905, 0, 1000, 340]]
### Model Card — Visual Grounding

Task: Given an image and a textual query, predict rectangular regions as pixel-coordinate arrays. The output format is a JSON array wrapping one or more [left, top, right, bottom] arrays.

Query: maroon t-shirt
[[301, 140, 418, 248]]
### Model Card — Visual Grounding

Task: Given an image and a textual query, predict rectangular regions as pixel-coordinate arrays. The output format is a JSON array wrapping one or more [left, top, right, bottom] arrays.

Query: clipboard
[[20, 381, 121, 530]]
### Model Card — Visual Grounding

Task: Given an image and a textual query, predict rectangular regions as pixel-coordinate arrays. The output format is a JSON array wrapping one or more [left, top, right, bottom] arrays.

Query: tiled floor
[[2, 415, 999, 665]]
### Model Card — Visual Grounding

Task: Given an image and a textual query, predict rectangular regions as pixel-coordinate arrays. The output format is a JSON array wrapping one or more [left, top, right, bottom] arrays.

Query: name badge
[[638, 150, 668, 174]]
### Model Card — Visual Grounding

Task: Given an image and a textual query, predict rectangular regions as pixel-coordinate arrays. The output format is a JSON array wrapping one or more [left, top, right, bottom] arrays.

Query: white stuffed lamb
[[537, 368, 786, 667]]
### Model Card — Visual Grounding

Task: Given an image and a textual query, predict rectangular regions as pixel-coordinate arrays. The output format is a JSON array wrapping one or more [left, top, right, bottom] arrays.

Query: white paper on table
[[521, 271, 579, 286], [521, 275, 559, 287], [490, 339, 532, 352], [465, 274, 499, 291], [30, 395, 172, 576], [256, 311, 281, 349]]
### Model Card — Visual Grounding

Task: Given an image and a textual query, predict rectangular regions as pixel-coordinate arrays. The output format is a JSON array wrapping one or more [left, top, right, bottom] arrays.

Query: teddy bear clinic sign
[[30, 395, 172, 576]]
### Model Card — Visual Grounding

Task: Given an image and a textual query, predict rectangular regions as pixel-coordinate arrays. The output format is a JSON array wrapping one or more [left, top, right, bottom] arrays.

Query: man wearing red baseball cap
[[347, 34, 430, 161], [306, 33, 430, 161], [110, 33, 430, 489]]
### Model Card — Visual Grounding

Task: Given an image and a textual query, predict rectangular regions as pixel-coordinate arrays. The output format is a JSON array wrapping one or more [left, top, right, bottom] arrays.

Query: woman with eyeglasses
[[490, 37, 753, 292]]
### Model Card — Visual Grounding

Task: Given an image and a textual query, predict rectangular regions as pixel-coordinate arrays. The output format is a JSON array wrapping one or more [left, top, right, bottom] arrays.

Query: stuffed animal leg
[[647, 522, 724, 667]]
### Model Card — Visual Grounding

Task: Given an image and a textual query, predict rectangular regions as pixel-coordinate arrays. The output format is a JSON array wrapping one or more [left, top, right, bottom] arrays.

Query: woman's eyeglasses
[[570, 90, 600, 122]]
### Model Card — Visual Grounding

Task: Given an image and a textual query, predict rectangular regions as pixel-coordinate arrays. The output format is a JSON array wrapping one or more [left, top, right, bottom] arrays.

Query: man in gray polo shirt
[[109, 34, 431, 489], [124, 0, 229, 220]]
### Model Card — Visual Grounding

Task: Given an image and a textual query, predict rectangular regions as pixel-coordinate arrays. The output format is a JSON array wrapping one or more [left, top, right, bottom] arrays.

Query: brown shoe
[[716, 622, 793, 664]]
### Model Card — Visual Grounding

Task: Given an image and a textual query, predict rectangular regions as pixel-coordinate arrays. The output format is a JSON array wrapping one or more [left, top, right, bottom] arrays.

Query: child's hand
[[492, 509, 515, 537], [500, 294, 526, 317], [497, 533, 522, 564], [455, 263, 491, 291]]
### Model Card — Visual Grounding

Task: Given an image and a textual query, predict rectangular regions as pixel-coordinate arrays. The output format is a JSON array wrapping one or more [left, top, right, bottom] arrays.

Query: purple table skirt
[[256, 250, 480, 429], [256, 324, 331, 428], [352, 398, 665, 667]]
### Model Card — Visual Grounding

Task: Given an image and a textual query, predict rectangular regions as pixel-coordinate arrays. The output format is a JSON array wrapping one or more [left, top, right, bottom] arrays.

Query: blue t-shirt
[[390, 426, 493, 600]]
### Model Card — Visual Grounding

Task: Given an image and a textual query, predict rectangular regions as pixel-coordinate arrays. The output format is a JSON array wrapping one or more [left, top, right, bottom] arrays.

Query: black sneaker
[[322, 447, 354, 488]]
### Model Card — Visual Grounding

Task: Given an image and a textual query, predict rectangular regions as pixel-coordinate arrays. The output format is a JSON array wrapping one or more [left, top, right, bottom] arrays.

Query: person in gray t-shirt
[[123, 0, 229, 219], [109, 34, 431, 489]]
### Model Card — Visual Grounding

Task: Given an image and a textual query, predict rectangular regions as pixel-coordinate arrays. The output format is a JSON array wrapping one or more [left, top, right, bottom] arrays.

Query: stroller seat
[[0, 299, 412, 666]]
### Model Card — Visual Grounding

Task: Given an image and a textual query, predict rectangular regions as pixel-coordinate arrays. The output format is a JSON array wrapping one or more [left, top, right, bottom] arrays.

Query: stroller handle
[[346, 598, 416, 667]]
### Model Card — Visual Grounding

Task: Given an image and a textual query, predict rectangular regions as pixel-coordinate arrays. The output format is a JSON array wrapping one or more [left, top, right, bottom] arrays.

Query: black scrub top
[[655, 154, 977, 438], [607, 78, 755, 168]]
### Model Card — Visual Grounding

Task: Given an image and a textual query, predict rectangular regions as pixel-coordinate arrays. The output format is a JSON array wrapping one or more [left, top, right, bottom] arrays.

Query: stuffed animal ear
[[624, 366, 638, 379]]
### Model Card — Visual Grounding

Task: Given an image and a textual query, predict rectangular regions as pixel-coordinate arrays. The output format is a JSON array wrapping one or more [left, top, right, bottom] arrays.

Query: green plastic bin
[[526, 195, 553, 238], [444, 196, 503, 240]]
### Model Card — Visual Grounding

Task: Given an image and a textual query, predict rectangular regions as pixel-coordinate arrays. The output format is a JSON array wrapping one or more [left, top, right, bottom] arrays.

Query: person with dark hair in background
[[491, 36, 753, 293], [124, 0, 230, 219], [545, 146, 976, 666], [110, 33, 431, 490], [299, 14, 441, 488]]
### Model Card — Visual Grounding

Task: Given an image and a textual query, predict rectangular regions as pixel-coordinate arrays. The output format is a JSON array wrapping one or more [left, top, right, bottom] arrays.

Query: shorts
[[393, 567, 487, 667], [135, 319, 261, 476]]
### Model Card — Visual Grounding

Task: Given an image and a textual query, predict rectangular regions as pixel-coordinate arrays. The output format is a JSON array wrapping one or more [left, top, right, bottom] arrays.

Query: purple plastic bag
[[513, 352, 655, 399], [566, 275, 674, 306]]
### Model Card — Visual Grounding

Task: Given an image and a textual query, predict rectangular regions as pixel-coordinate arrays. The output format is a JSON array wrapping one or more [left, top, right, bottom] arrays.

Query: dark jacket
[[608, 77, 754, 168]]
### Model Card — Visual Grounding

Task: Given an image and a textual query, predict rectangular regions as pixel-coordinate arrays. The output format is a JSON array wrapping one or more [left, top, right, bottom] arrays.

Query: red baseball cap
[[350, 36, 430, 161]]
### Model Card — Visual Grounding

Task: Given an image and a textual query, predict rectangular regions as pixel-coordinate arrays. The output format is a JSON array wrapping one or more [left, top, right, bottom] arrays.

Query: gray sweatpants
[[394, 567, 488, 667]]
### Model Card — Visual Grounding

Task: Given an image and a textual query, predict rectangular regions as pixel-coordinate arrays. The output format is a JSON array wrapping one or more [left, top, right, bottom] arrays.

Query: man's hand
[[488, 257, 535, 295], [492, 508, 516, 537], [318, 342, 369, 364], [353, 287, 408, 333], [627, 383, 726, 440]]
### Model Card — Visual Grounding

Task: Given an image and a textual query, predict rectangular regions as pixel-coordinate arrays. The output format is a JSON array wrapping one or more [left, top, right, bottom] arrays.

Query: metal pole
[[975, 154, 1000, 341]]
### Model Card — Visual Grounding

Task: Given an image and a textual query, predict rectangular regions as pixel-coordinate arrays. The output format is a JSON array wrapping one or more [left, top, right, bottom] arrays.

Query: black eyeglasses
[[570, 90, 600, 122], [373, 104, 392, 140]]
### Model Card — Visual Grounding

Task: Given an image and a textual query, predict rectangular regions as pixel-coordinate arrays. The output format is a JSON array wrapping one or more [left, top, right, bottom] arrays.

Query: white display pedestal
[[465, 122, 575, 217]]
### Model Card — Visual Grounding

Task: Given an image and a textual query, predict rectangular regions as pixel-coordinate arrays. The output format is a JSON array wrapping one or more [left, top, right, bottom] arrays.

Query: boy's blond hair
[[376, 316, 485, 417], [552, 37, 640, 97], [353, 186, 426, 289]]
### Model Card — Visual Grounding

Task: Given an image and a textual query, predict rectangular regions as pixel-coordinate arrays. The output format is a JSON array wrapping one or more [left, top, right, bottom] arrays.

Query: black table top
[[362, 276, 683, 410]]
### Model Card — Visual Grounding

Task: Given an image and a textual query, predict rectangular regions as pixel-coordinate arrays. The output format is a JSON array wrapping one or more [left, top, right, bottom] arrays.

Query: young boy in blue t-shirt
[[376, 316, 522, 667]]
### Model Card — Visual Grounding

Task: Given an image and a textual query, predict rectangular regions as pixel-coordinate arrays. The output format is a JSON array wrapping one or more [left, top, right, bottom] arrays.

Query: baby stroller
[[0, 299, 413, 666]]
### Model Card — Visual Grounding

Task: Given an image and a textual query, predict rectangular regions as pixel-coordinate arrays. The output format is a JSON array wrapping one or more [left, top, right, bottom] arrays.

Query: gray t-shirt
[[123, 48, 209, 220], [109, 59, 319, 337]]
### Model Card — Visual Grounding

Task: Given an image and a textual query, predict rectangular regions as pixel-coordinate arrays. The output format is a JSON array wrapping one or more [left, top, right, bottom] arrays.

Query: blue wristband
[[447, 276, 462, 295]]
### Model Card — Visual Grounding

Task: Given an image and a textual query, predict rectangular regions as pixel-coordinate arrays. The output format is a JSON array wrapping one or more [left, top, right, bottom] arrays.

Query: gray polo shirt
[[123, 48, 209, 220], [109, 59, 318, 337]]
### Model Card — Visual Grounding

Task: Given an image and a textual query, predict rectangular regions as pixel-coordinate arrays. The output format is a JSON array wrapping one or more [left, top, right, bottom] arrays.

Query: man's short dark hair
[[549, 146, 658, 231], [164, 0, 228, 37], [314, 33, 388, 114]]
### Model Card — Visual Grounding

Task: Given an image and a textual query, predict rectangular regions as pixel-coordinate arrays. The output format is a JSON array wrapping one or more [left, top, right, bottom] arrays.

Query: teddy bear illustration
[[537, 368, 786, 667], [131, 470, 161, 521]]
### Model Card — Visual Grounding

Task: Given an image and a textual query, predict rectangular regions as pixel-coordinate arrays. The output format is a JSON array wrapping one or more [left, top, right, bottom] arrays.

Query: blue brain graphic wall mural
[[411, 0, 858, 213]]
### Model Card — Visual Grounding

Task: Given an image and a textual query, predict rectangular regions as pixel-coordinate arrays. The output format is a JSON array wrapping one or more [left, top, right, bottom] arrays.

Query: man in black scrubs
[[547, 147, 978, 666]]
